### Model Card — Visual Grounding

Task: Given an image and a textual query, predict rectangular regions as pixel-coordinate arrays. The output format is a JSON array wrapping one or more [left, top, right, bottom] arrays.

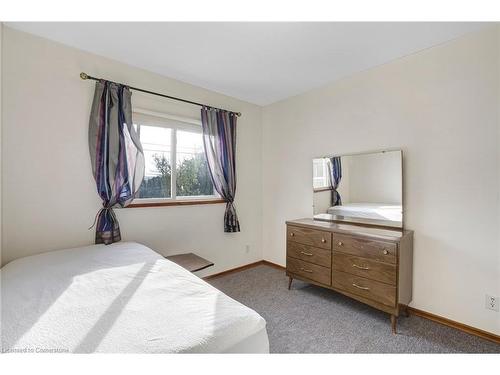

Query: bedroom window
[[130, 111, 223, 207]]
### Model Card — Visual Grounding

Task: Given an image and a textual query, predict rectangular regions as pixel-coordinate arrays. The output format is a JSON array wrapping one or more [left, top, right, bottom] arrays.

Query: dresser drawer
[[287, 225, 332, 250], [333, 234, 397, 264], [287, 242, 331, 268], [287, 257, 331, 286], [333, 252, 396, 285], [332, 271, 396, 307]]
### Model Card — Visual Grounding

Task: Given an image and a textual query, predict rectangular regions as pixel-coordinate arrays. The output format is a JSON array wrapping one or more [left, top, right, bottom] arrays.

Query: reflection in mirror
[[313, 150, 403, 228]]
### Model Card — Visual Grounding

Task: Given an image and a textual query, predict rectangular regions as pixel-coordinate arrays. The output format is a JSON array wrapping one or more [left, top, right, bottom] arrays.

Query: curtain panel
[[329, 156, 342, 206], [200, 107, 240, 232], [88, 81, 145, 244]]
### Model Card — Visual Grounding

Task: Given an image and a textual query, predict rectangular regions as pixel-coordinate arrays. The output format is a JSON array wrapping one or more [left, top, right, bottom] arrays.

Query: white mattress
[[327, 202, 402, 222], [1, 242, 269, 353]]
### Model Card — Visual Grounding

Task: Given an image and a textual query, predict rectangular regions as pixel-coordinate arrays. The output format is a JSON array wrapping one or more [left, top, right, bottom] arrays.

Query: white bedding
[[1, 242, 268, 353], [327, 202, 402, 222]]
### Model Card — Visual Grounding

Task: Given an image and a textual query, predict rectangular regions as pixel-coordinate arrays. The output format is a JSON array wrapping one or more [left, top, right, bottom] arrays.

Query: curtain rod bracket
[[79, 72, 241, 117]]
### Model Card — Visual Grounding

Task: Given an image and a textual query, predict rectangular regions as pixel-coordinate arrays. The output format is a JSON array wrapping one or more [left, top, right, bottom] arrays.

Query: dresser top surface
[[286, 218, 412, 242]]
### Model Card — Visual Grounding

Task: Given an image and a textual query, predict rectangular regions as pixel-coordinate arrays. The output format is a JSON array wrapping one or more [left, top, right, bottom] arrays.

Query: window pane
[[313, 159, 329, 189], [176, 130, 214, 197], [136, 125, 172, 198]]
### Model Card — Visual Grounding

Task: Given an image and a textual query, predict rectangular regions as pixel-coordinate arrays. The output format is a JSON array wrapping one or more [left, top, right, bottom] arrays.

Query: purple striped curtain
[[329, 157, 342, 206], [201, 107, 240, 232], [88, 81, 145, 244]]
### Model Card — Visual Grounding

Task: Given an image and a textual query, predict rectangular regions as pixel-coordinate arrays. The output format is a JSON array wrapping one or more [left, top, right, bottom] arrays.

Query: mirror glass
[[313, 150, 403, 228]]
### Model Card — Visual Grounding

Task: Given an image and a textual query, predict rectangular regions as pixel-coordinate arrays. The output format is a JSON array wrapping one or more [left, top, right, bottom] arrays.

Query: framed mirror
[[312, 149, 403, 229]]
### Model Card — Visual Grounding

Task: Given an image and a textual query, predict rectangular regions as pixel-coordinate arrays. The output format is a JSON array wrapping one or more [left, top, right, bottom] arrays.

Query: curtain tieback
[[88, 207, 113, 230]]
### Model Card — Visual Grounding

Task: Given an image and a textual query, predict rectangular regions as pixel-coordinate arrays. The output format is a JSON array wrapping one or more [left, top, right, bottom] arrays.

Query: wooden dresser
[[286, 218, 413, 333]]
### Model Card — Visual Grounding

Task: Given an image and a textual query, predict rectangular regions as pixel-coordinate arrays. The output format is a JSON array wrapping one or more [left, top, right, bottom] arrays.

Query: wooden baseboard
[[261, 259, 286, 271], [404, 306, 500, 345], [205, 261, 499, 344], [204, 259, 286, 280]]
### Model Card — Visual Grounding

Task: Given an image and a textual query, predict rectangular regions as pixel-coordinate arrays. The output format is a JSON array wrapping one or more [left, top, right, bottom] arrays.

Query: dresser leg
[[390, 315, 397, 334], [288, 276, 293, 290]]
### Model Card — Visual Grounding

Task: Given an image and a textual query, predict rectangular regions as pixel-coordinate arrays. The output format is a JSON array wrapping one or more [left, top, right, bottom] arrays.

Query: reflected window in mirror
[[313, 158, 330, 190]]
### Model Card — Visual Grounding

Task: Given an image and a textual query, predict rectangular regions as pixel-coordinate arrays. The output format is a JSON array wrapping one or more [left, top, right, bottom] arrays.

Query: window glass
[[136, 125, 172, 199], [176, 130, 214, 197], [132, 115, 217, 202], [313, 158, 329, 189]]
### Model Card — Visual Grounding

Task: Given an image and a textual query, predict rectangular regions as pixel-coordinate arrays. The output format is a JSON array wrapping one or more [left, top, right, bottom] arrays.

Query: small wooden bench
[[165, 253, 214, 272]]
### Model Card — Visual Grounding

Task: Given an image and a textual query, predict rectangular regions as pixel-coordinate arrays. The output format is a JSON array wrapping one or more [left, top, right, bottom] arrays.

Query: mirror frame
[[312, 148, 404, 230]]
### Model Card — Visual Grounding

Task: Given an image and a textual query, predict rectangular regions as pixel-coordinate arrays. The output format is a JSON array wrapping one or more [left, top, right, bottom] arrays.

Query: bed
[[327, 202, 402, 222], [1, 242, 269, 353]]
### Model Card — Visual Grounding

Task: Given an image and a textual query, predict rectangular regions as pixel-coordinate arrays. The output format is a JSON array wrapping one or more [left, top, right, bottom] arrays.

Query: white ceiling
[[7, 22, 488, 105]]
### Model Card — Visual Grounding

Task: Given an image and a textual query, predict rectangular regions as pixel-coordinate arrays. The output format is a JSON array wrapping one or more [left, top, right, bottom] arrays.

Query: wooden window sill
[[128, 198, 226, 208], [313, 187, 331, 193]]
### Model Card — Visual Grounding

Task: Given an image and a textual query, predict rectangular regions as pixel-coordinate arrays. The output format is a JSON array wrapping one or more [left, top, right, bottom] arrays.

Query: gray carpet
[[208, 265, 500, 353]]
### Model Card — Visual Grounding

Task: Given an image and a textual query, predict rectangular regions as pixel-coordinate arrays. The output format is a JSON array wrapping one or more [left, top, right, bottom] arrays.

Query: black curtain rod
[[80, 72, 242, 117]]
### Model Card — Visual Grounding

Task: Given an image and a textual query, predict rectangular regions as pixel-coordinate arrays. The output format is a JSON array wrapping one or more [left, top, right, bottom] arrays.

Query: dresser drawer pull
[[321, 238, 326, 243], [290, 232, 295, 237], [383, 249, 389, 255], [352, 264, 370, 270], [352, 283, 370, 291], [337, 241, 343, 246], [300, 267, 313, 273], [300, 251, 313, 256]]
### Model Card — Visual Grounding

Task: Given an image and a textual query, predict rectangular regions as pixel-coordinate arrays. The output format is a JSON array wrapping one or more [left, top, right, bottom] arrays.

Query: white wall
[[498, 29, 500, 307], [0, 22, 3, 265], [1, 27, 263, 277], [262, 27, 500, 334], [345, 151, 402, 204]]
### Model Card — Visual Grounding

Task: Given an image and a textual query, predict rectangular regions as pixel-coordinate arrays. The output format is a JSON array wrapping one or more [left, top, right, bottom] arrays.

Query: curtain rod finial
[[80, 72, 88, 80]]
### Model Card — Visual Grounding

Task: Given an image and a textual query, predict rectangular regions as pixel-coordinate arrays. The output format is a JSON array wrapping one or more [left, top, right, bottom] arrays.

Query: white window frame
[[132, 108, 219, 205]]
